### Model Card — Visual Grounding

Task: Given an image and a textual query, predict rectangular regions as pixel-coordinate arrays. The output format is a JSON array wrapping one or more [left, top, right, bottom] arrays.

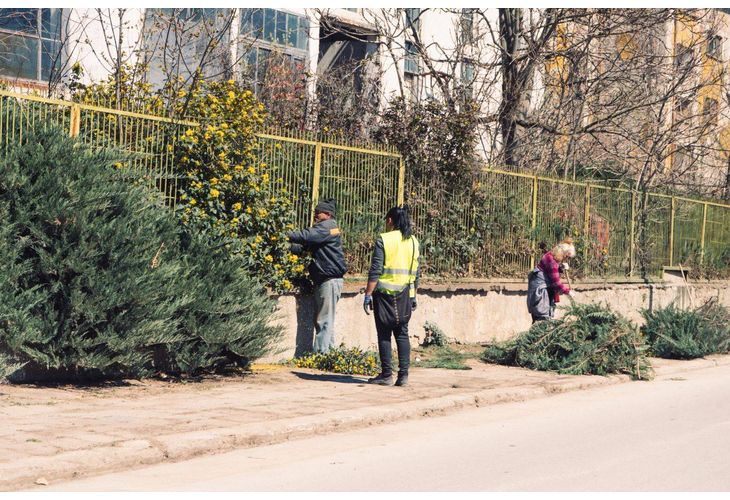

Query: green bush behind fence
[[1, 89, 729, 280]]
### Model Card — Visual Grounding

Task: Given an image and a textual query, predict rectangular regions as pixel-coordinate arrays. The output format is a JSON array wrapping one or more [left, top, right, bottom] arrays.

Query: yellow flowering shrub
[[70, 64, 306, 292], [174, 79, 305, 292], [292, 344, 379, 376]]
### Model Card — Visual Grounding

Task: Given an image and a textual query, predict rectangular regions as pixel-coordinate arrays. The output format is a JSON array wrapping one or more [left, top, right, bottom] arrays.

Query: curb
[[4, 355, 729, 491]]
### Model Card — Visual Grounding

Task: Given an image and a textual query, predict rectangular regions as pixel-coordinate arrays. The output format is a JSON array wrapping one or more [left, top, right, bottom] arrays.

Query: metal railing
[[409, 167, 730, 280], [1, 89, 728, 280]]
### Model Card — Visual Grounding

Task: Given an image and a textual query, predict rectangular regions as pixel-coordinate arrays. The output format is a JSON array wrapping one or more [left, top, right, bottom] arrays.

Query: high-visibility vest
[[376, 230, 419, 297]]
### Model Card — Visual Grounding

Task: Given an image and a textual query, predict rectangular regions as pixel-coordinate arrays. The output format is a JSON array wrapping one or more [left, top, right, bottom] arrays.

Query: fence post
[[69, 104, 80, 137], [700, 202, 708, 267], [529, 175, 538, 269], [583, 184, 591, 274], [669, 196, 675, 267], [629, 191, 636, 276], [397, 157, 405, 206], [310, 143, 323, 226]]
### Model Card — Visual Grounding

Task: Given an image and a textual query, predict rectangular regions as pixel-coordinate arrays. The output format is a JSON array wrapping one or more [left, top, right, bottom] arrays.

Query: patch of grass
[[414, 345, 474, 370]]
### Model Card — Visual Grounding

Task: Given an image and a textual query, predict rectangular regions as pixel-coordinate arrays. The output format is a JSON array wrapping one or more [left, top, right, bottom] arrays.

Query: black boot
[[368, 373, 394, 386], [395, 372, 409, 387]]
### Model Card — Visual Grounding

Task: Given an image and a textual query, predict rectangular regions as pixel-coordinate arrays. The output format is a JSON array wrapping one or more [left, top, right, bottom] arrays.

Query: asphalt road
[[47, 363, 730, 491]]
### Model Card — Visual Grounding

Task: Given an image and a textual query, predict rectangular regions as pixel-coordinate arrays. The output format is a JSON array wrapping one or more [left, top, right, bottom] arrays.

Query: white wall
[[65, 8, 146, 85]]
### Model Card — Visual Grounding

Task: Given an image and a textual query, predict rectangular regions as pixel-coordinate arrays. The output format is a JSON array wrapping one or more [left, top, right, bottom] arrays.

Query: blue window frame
[[241, 9, 308, 51]]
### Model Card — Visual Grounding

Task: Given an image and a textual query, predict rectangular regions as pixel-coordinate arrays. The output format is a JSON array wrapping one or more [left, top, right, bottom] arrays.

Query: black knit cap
[[314, 197, 336, 216]]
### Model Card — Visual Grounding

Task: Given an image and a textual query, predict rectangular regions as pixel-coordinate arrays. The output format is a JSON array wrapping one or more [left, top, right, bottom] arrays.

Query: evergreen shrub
[[0, 128, 282, 381], [422, 321, 448, 347], [641, 299, 730, 359], [482, 303, 653, 380]]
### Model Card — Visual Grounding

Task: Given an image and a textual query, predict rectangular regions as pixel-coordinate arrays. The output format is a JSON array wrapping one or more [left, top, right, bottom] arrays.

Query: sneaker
[[368, 373, 394, 386], [395, 373, 409, 387]]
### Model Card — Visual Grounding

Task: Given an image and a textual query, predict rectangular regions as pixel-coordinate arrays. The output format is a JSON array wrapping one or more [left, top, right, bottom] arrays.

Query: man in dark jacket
[[287, 198, 348, 353]]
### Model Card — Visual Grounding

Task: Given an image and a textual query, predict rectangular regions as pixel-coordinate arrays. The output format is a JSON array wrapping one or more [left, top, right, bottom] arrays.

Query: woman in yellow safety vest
[[363, 206, 420, 387]]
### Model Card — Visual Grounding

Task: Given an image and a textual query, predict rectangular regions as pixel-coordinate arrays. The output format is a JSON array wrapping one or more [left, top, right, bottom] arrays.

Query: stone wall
[[263, 279, 730, 362]]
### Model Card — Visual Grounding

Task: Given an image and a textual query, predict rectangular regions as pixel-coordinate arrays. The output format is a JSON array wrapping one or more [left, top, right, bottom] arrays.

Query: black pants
[[375, 319, 410, 377], [373, 290, 411, 377]]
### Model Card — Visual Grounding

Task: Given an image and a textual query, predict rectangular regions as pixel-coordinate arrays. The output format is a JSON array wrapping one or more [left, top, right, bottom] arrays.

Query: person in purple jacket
[[527, 238, 576, 322]]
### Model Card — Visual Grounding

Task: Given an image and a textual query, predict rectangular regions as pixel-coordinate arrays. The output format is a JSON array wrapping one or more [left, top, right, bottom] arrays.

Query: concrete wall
[[263, 280, 730, 361]]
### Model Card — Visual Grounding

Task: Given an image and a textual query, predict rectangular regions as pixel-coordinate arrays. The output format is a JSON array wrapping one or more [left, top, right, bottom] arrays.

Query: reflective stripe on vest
[[376, 230, 420, 297]]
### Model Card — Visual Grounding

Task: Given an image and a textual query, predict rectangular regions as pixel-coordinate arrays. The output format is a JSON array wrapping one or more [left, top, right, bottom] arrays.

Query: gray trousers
[[313, 278, 343, 353]]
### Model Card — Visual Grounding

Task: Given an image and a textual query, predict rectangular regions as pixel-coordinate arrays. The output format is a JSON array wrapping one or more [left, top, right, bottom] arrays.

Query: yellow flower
[[234, 165, 244, 171], [210, 177, 219, 185], [247, 166, 256, 174], [282, 279, 292, 289], [246, 207, 253, 214], [289, 254, 299, 262], [231, 217, 240, 224], [223, 174, 232, 182], [190, 198, 197, 206], [210, 188, 220, 198], [185, 128, 194, 137], [232, 202, 242, 211], [228, 91, 235, 100], [255, 235, 263, 243], [258, 208, 268, 217], [264, 255, 273, 263]]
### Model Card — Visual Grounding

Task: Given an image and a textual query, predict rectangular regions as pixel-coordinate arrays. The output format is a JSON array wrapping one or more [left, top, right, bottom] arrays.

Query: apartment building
[[1, 8, 728, 197]]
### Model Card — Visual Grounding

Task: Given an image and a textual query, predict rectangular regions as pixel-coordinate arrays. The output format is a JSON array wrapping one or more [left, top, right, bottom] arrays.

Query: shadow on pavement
[[291, 371, 368, 384]]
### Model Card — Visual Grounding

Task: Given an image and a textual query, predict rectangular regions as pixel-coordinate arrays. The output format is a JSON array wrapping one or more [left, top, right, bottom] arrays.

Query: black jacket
[[287, 218, 347, 285]]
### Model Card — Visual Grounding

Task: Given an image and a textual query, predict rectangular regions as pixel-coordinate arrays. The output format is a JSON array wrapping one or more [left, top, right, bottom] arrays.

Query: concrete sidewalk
[[2, 354, 730, 491]]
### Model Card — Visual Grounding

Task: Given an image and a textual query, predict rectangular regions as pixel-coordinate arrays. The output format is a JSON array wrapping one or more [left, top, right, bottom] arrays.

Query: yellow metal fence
[[409, 167, 730, 280], [1, 89, 729, 280]]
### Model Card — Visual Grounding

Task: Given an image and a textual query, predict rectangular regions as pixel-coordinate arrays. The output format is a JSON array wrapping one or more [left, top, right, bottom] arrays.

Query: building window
[[0, 8, 62, 82], [674, 43, 693, 70], [240, 9, 309, 97], [460, 8, 474, 44], [460, 59, 475, 99], [707, 34, 722, 60], [674, 95, 693, 121], [404, 40, 419, 75], [702, 96, 719, 127], [241, 8, 308, 51], [405, 8, 420, 32]]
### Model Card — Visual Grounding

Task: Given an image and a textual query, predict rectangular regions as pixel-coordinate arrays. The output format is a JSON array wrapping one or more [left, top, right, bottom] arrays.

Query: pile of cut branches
[[482, 303, 652, 380], [642, 299, 730, 359]]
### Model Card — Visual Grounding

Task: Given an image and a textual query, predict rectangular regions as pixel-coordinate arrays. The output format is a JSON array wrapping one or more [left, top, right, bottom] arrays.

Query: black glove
[[363, 294, 373, 315], [411, 297, 418, 310]]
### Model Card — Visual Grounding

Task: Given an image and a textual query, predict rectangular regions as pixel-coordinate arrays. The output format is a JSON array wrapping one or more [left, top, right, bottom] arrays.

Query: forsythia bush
[[71, 64, 306, 292], [174, 79, 304, 292]]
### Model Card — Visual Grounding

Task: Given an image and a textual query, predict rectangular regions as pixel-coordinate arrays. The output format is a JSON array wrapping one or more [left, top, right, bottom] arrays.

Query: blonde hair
[[552, 237, 576, 262]]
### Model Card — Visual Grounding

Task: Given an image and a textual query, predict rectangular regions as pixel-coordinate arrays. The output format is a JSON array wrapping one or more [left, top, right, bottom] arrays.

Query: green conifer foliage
[[641, 299, 730, 359], [0, 128, 281, 381], [482, 303, 653, 380]]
